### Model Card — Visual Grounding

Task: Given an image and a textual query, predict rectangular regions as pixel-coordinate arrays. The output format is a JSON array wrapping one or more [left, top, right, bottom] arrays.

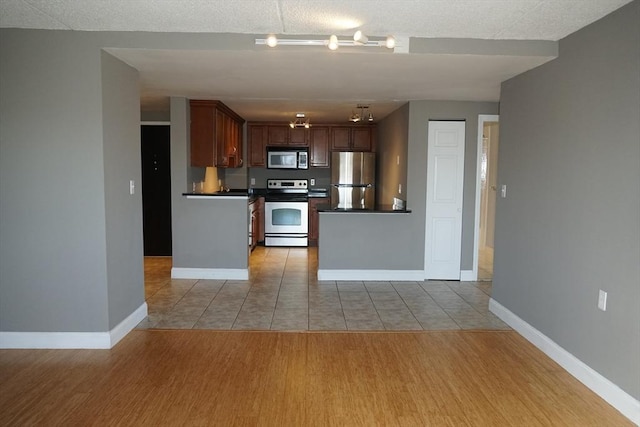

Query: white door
[[425, 121, 465, 279]]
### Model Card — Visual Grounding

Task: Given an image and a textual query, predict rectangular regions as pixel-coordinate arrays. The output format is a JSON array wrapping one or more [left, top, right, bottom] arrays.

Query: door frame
[[471, 114, 499, 281]]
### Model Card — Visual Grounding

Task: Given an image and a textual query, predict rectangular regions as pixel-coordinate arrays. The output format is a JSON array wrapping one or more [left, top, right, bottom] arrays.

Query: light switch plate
[[129, 180, 135, 195], [500, 184, 507, 198], [598, 290, 607, 311]]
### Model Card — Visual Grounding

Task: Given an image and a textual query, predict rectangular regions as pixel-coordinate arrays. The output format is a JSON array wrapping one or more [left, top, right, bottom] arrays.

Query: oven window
[[271, 208, 302, 226]]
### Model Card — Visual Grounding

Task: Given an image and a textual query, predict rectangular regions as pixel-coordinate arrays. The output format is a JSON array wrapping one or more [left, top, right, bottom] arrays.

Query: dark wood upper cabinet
[[248, 124, 267, 167], [330, 126, 373, 151], [352, 127, 374, 151], [189, 100, 245, 168], [309, 127, 330, 168], [267, 125, 309, 146], [289, 127, 308, 146]]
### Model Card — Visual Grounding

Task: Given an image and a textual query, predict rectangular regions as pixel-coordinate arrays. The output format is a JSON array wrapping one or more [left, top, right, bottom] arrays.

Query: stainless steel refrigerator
[[331, 152, 376, 210]]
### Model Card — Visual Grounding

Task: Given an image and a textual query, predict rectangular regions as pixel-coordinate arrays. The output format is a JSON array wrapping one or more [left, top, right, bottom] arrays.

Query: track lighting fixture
[[256, 32, 396, 51], [349, 105, 374, 123], [290, 113, 311, 128]]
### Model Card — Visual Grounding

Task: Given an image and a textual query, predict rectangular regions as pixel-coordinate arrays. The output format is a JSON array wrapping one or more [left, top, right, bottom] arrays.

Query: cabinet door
[[228, 115, 242, 167], [330, 127, 351, 151], [267, 125, 289, 146], [289, 127, 309, 146], [351, 127, 373, 151], [215, 109, 228, 167], [308, 197, 329, 244], [190, 104, 214, 167], [248, 125, 267, 167], [309, 127, 330, 168], [257, 197, 265, 242]]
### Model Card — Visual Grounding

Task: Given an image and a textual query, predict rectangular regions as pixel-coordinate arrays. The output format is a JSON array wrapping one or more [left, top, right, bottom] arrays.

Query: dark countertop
[[183, 191, 250, 197], [183, 187, 330, 200], [317, 204, 411, 214]]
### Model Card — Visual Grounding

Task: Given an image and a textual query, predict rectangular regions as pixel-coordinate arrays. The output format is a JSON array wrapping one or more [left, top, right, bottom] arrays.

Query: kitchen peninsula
[[173, 192, 251, 280], [316, 206, 418, 281]]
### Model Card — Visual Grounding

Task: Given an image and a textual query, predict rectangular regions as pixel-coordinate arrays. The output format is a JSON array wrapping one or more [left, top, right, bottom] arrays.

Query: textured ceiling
[[1, 0, 633, 121], [1, 0, 632, 40]]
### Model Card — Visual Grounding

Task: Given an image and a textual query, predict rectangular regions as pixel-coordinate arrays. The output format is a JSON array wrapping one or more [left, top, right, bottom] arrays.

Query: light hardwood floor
[[0, 330, 631, 426]]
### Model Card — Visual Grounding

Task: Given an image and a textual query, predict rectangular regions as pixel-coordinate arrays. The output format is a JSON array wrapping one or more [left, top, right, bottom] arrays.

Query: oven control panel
[[267, 179, 308, 189]]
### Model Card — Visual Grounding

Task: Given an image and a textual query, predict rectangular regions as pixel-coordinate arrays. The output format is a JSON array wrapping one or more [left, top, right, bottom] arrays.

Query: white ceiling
[[1, 0, 633, 122]]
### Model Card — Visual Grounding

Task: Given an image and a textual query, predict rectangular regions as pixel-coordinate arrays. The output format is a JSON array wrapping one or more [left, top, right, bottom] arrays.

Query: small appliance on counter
[[264, 179, 309, 246], [331, 152, 376, 210]]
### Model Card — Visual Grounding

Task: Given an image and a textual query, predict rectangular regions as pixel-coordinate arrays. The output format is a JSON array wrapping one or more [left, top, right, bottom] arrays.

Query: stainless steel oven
[[264, 179, 309, 247]]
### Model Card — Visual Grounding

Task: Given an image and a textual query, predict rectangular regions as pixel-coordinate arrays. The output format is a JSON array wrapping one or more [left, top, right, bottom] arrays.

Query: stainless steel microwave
[[267, 148, 308, 169]]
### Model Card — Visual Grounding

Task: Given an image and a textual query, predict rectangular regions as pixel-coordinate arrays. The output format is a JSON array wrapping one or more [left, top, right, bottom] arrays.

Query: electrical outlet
[[500, 184, 507, 198], [251, 178, 256, 185], [310, 178, 315, 186], [129, 180, 135, 195], [598, 290, 607, 311]]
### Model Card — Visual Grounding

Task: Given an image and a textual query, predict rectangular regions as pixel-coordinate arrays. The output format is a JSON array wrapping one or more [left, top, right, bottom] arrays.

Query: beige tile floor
[[136, 246, 509, 331]]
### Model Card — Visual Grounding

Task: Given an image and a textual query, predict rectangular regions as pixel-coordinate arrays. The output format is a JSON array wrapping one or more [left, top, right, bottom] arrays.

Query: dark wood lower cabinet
[[308, 197, 329, 246], [249, 197, 265, 251]]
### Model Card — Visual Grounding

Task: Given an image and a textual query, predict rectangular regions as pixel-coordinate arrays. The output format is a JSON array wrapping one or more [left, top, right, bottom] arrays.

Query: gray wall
[[170, 98, 249, 270], [376, 103, 409, 206], [494, 0, 640, 399], [407, 101, 499, 270], [0, 30, 148, 332], [101, 51, 145, 329]]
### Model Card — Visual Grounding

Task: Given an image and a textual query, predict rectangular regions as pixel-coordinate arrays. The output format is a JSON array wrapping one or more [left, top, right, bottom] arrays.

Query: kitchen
[[175, 99, 411, 281]]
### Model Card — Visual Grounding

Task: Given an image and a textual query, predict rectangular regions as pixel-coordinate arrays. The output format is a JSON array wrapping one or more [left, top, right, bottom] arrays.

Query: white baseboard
[[460, 270, 475, 281], [171, 267, 249, 280], [489, 298, 640, 425], [109, 302, 148, 347], [317, 269, 424, 281], [0, 302, 147, 350]]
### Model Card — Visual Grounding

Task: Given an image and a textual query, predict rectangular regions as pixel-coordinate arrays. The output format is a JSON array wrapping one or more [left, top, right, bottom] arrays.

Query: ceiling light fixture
[[256, 32, 396, 51], [290, 113, 311, 128], [353, 30, 368, 45], [266, 34, 278, 47], [349, 105, 373, 123], [328, 35, 339, 51], [385, 35, 396, 49]]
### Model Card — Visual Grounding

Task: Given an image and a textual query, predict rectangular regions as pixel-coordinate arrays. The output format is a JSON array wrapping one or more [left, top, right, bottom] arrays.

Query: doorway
[[141, 124, 172, 256], [474, 116, 499, 281]]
